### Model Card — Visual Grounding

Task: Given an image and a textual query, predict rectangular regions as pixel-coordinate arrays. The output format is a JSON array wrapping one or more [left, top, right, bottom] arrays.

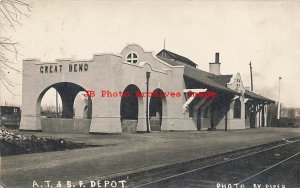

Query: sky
[[1, 0, 300, 108]]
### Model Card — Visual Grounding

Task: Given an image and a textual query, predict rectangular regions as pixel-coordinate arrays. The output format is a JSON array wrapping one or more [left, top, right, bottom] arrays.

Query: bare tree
[[287, 108, 296, 119], [0, 0, 31, 95]]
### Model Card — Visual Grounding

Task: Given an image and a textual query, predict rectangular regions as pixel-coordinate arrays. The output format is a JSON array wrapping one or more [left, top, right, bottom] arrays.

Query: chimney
[[215, 53, 219, 63], [209, 52, 221, 75]]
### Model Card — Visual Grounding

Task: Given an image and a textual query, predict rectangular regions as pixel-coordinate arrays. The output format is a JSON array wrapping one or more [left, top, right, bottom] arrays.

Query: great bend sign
[[39, 63, 89, 74]]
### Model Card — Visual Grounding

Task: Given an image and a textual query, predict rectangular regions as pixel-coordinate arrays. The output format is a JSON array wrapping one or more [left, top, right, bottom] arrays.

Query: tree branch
[[0, 76, 15, 96], [0, 0, 30, 94]]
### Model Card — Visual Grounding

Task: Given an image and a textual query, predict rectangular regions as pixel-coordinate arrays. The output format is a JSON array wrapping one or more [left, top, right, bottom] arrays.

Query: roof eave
[[184, 75, 241, 96], [245, 93, 275, 104]]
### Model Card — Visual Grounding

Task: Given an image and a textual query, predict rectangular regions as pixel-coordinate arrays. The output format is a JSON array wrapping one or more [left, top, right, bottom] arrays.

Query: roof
[[244, 90, 275, 104], [157, 49, 198, 68], [183, 66, 240, 95], [157, 50, 274, 102], [0, 106, 21, 108], [157, 56, 183, 67], [208, 75, 233, 86], [157, 53, 239, 95]]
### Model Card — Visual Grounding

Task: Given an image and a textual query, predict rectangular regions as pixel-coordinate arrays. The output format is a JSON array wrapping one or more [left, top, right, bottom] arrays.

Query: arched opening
[[37, 82, 92, 133], [120, 84, 143, 133], [40, 87, 62, 118], [149, 88, 167, 131]]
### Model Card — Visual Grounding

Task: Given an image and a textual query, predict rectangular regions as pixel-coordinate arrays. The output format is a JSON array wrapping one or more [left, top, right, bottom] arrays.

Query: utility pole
[[249, 61, 253, 91], [163, 38, 166, 50], [277, 77, 282, 121]]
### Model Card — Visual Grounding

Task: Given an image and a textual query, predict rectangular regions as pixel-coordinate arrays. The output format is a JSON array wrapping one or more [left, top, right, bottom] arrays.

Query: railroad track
[[135, 139, 300, 188]]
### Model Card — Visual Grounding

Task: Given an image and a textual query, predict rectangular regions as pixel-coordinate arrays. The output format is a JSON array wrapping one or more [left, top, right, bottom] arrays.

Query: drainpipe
[[146, 71, 151, 133]]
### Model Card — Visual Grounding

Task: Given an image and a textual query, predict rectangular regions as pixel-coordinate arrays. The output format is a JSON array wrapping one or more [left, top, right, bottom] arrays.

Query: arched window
[[233, 99, 241, 118]]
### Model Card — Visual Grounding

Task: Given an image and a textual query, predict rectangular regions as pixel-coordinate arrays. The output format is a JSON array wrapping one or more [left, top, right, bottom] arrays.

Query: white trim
[[120, 43, 145, 54], [35, 62, 58, 65], [31, 53, 121, 65], [56, 58, 73, 61], [232, 95, 239, 101], [70, 59, 92, 63], [35, 60, 92, 65], [151, 52, 174, 68], [182, 88, 207, 114], [24, 58, 40, 61], [93, 53, 122, 57], [121, 60, 168, 75], [183, 89, 207, 93]]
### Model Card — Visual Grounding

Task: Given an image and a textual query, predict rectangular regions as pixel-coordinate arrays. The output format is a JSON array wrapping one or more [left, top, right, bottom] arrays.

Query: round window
[[126, 52, 138, 64]]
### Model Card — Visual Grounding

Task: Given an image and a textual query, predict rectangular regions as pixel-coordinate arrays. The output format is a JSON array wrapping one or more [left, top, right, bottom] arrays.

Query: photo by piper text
[[32, 180, 126, 188], [82, 89, 216, 99], [216, 183, 286, 188]]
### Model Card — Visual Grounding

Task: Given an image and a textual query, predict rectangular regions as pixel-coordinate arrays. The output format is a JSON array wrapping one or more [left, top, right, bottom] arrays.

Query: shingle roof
[[208, 75, 233, 86], [244, 90, 275, 103], [157, 56, 182, 67], [183, 66, 240, 95], [157, 49, 198, 67], [157, 50, 273, 103], [157, 53, 239, 95]]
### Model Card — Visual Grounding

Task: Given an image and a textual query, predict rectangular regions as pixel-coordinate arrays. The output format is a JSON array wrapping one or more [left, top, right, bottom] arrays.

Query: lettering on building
[[40, 63, 88, 74]]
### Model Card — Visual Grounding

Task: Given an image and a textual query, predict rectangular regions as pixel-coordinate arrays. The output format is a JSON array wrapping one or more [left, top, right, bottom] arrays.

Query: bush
[[0, 128, 86, 156]]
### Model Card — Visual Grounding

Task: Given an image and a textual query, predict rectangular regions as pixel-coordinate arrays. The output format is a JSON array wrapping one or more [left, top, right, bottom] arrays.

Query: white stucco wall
[[21, 44, 197, 133]]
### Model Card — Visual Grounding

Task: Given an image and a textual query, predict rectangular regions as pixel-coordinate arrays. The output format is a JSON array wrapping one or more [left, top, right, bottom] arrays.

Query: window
[[126, 52, 138, 64], [245, 103, 249, 119], [237, 78, 241, 87], [233, 99, 241, 118]]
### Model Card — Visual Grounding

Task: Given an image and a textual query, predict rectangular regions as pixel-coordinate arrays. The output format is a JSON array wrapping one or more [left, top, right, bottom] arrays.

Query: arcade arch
[[120, 84, 143, 133], [37, 82, 92, 133], [149, 88, 167, 131]]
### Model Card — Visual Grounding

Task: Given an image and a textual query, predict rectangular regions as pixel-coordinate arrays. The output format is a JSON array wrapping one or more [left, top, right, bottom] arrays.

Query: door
[[250, 112, 256, 128]]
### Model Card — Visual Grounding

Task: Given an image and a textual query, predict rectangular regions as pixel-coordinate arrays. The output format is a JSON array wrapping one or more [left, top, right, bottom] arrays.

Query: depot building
[[20, 44, 274, 133]]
